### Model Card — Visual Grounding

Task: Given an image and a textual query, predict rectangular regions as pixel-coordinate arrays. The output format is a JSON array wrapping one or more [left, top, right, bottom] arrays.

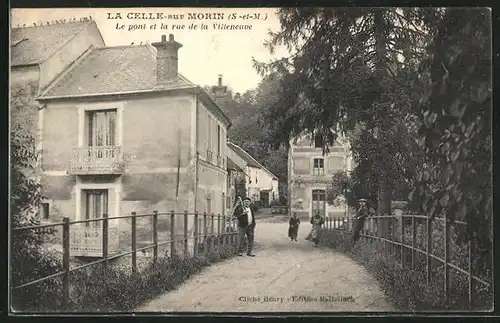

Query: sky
[[11, 8, 289, 94]]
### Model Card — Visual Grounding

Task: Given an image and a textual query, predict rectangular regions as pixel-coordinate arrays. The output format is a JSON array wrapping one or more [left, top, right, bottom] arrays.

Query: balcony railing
[[216, 155, 222, 167], [70, 146, 124, 175], [207, 150, 213, 163], [313, 168, 325, 176]]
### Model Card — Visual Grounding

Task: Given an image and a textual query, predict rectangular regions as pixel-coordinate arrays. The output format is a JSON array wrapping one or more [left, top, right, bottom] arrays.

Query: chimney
[[152, 34, 183, 84], [211, 74, 228, 106]]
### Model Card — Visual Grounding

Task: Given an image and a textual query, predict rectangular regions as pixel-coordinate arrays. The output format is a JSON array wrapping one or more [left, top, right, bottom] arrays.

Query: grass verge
[[319, 229, 492, 312], [12, 236, 238, 313]]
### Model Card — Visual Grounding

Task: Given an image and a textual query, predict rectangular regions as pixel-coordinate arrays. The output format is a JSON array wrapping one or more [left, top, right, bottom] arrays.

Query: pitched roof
[[227, 157, 244, 172], [227, 142, 279, 180], [260, 165, 279, 181], [227, 142, 261, 168], [11, 21, 93, 66], [40, 45, 195, 98]]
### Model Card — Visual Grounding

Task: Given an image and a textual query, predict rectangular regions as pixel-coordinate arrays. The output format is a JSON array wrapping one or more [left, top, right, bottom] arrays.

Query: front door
[[260, 191, 270, 207], [73, 189, 116, 257], [312, 189, 326, 217]]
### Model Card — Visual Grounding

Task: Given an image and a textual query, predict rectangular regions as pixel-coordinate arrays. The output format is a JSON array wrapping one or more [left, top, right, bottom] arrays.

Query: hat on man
[[243, 197, 252, 202], [358, 198, 367, 202]]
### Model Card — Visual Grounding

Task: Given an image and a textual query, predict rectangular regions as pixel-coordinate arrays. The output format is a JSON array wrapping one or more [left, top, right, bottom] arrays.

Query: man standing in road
[[234, 197, 257, 257], [352, 198, 369, 243]]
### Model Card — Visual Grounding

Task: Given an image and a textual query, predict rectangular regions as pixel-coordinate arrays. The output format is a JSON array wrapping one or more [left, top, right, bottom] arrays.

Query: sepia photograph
[[9, 6, 492, 314]]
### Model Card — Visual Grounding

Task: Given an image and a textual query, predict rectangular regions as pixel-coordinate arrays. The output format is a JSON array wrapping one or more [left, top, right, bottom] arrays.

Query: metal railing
[[323, 214, 492, 309], [10, 211, 239, 308], [70, 146, 124, 175]]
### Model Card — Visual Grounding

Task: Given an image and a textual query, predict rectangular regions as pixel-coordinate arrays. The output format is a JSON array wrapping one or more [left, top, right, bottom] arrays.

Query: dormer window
[[314, 134, 322, 148]]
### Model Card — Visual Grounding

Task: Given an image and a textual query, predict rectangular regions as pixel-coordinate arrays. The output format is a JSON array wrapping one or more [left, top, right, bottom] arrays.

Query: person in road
[[234, 197, 257, 256], [310, 211, 325, 247], [288, 212, 301, 242], [352, 198, 369, 243]]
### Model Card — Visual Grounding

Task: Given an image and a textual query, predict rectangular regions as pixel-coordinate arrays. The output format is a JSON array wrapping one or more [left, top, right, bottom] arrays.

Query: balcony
[[207, 149, 213, 163], [216, 155, 222, 167], [70, 146, 124, 175]]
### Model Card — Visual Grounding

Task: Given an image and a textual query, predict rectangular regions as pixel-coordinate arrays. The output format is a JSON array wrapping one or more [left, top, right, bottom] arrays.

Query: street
[[137, 215, 394, 312]]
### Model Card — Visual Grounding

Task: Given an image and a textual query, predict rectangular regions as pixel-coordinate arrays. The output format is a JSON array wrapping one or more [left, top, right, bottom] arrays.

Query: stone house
[[36, 33, 231, 256], [226, 142, 279, 206], [227, 142, 262, 203], [288, 133, 352, 220]]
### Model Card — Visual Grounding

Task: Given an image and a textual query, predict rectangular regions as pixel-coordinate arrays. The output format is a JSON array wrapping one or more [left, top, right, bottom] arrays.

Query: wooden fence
[[10, 211, 239, 308], [323, 214, 492, 310]]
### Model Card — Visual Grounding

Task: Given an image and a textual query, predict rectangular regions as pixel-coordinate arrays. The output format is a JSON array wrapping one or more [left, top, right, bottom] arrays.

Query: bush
[[12, 242, 238, 312], [10, 87, 66, 312], [320, 229, 493, 311], [269, 200, 282, 207]]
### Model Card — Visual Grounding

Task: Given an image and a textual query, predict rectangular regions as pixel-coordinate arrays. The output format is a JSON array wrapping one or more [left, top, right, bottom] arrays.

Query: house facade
[[288, 133, 352, 220], [36, 34, 231, 256]]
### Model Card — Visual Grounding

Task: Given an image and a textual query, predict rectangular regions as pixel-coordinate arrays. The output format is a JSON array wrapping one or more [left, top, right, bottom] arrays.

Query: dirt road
[[137, 216, 395, 312]]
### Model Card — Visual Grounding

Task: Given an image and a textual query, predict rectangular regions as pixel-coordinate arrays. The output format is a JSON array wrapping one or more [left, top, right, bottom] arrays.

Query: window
[[313, 158, 325, 175], [222, 192, 225, 215], [86, 110, 117, 147], [83, 189, 108, 228], [41, 202, 50, 219], [314, 134, 322, 148], [312, 189, 326, 215], [207, 115, 212, 152], [217, 124, 221, 156]]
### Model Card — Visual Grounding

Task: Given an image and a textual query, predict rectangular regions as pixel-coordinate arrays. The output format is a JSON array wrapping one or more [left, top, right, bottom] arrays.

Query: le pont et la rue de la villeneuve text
[[107, 12, 268, 32]]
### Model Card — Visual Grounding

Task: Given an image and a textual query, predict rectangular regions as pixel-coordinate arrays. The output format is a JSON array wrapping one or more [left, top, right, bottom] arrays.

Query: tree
[[214, 75, 289, 193], [254, 8, 441, 235], [10, 84, 62, 310], [412, 8, 492, 264], [325, 171, 350, 206]]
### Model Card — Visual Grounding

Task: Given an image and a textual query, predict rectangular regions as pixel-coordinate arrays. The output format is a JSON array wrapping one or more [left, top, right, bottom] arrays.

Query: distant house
[[227, 142, 279, 206], [288, 133, 352, 220], [35, 33, 231, 256], [225, 146, 246, 214], [258, 167, 280, 207]]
